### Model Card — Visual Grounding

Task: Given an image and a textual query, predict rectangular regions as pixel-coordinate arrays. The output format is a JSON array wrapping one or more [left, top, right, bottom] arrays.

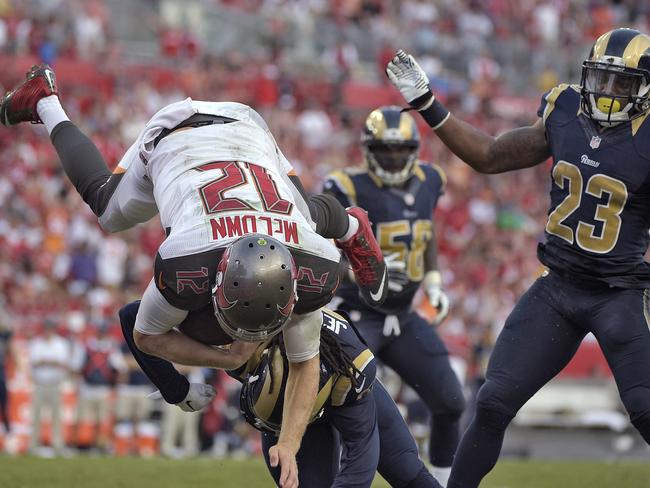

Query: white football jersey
[[113, 99, 341, 359], [112, 99, 339, 263]]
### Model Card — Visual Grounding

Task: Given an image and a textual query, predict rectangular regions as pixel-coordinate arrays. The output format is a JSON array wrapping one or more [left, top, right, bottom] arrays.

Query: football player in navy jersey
[[233, 307, 442, 488], [120, 300, 442, 488], [1, 67, 388, 488], [324, 106, 466, 486], [387, 27, 650, 487]]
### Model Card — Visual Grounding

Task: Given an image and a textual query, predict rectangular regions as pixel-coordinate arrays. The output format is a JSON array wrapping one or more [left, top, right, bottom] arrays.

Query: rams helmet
[[212, 234, 298, 342], [362, 106, 419, 186], [580, 28, 650, 126]]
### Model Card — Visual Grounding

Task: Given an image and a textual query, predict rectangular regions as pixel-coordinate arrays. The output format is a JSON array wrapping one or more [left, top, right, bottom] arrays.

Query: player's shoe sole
[[0, 64, 58, 126]]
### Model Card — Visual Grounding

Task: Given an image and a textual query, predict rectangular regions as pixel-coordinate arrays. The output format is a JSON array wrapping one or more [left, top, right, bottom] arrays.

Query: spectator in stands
[[160, 365, 203, 458], [114, 340, 154, 456], [74, 320, 126, 452], [28, 318, 70, 456]]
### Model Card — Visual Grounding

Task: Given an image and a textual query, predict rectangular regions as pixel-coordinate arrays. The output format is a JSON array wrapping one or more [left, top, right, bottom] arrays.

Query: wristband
[[419, 99, 450, 130]]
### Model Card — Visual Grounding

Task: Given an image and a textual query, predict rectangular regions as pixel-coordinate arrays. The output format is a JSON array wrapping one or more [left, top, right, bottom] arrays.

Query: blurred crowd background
[[0, 0, 648, 459]]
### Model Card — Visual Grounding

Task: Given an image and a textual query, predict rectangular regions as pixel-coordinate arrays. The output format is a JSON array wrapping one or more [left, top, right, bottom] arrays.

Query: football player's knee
[[475, 380, 517, 419], [422, 371, 466, 415], [445, 387, 467, 416]]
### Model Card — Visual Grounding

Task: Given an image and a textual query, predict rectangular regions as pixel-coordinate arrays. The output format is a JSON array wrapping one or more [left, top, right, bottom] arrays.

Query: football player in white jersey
[[1, 65, 388, 488]]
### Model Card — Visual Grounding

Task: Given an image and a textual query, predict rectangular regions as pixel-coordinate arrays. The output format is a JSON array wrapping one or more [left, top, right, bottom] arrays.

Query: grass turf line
[[0, 457, 648, 487]]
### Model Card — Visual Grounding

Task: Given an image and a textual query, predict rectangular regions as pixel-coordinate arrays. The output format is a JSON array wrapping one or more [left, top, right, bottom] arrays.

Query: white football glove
[[423, 271, 449, 326], [385, 252, 408, 293], [178, 383, 216, 412], [385, 50, 434, 110], [149, 383, 216, 412]]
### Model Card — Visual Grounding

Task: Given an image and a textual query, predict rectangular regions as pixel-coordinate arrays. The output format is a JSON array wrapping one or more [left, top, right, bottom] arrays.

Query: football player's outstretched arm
[[386, 50, 550, 174], [269, 310, 322, 488], [270, 355, 319, 488], [435, 117, 549, 174]]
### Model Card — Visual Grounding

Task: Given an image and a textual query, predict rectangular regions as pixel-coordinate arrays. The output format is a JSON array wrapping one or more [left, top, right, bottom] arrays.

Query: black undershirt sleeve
[[50, 121, 119, 216], [288, 174, 350, 239]]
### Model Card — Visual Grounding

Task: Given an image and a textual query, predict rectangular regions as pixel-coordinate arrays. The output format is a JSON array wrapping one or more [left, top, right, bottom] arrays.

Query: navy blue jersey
[[537, 84, 650, 288], [324, 164, 445, 313], [233, 308, 376, 433]]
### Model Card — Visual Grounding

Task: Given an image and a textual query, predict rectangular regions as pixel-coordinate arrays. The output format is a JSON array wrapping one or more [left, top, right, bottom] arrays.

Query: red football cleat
[[337, 207, 388, 307], [0, 64, 58, 126]]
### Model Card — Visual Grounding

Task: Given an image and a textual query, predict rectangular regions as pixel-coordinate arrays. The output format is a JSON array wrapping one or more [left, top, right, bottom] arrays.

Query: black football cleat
[[337, 206, 388, 307], [1, 64, 58, 126]]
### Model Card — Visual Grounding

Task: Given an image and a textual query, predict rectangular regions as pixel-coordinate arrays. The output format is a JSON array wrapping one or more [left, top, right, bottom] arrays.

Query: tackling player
[[387, 28, 650, 487], [0, 68, 388, 488], [238, 308, 444, 488], [119, 300, 442, 488], [324, 106, 466, 486]]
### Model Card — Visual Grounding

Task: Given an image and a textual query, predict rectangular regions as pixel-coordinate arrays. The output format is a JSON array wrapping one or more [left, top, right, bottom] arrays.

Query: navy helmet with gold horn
[[580, 28, 650, 126], [361, 106, 419, 186]]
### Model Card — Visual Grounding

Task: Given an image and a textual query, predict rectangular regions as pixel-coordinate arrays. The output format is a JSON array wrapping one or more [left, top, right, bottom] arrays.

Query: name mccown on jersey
[[210, 213, 299, 244]]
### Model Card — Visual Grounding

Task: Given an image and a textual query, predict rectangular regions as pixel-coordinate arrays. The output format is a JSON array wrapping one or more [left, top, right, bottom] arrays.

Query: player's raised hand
[[386, 50, 451, 130], [385, 50, 434, 110], [269, 443, 299, 488]]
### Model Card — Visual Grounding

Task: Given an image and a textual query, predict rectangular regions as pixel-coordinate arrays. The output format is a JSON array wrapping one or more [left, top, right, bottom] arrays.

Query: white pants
[[30, 383, 64, 452]]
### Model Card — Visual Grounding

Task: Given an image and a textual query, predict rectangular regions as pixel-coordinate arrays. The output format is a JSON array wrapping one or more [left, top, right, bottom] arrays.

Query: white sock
[[337, 214, 359, 242], [430, 466, 451, 487], [36, 95, 69, 135]]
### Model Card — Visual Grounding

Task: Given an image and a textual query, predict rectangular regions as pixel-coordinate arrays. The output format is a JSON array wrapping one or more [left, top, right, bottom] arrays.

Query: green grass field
[[0, 457, 648, 488]]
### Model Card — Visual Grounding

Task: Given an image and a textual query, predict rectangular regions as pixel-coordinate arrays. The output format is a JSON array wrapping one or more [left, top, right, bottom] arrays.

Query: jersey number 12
[[196, 161, 293, 216]]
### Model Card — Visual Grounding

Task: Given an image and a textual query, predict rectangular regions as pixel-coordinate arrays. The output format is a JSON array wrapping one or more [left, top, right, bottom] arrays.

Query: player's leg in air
[[0, 65, 155, 231], [0, 65, 387, 306], [588, 288, 650, 445], [447, 273, 586, 488], [373, 311, 465, 486]]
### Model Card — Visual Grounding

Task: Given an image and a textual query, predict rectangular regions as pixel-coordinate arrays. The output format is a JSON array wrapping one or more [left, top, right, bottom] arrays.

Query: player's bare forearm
[[278, 354, 320, 453], [435, 116, 550, 174], [134, 329, 253, 370]]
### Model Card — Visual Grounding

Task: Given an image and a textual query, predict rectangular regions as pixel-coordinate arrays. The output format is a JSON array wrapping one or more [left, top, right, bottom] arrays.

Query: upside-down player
[[0, 68, 387, 488], [120, 301, 443, 487], [387, 28, 650, 487]]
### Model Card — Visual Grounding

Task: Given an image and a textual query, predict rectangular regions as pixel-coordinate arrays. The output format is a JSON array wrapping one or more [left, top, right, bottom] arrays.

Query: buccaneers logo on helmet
[[211, 234, 298, 342]]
